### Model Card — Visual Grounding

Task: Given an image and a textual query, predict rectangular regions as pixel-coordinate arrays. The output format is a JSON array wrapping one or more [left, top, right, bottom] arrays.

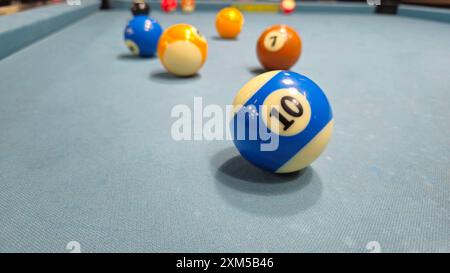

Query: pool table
[[0, 1, 449, 253]]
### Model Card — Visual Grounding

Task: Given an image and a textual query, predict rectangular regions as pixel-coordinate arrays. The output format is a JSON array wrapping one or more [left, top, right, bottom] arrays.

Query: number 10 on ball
[[231, 71, 333, 173]]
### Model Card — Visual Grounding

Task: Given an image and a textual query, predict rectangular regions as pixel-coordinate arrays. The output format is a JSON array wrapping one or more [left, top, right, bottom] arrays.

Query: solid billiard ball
[[280, 0, 296, 14], [256, 24, 301, 70], [157, 24, 208, 76], [161, 0, 177, 13], [231, 70, 333, 173], [131, 0, 150, 16], [215, 7, 244, 39], [124, 16, 162, 57]]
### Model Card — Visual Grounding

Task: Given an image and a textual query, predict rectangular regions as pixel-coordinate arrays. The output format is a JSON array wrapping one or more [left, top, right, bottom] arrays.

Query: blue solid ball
[[124, 16, 162, 57]]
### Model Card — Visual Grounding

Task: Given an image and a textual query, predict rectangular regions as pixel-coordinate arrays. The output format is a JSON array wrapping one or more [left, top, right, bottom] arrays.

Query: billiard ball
[[161, 0, 177, 13], [215, 7, 244, 39], [280, 0, 296, 14], [181, 0, 195, 13], [231, 70, 333, 173], [256, 24, 301, 70], [124, 16, 162, 57], [131, 0, 150, 16], [157, 24, 208, 76]]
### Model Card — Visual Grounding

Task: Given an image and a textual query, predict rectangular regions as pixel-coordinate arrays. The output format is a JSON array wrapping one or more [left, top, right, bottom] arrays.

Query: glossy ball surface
[[231, 70, 333, 173], [215, 7, 244, 39], [157, 24, 208, 76], [256, 24, 301, 70], [124, 16, 162, 57]]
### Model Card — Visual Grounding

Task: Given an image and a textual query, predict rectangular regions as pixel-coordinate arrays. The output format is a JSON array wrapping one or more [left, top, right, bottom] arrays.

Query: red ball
[[161, 0, 177, 13], [280, 0, 296, 14]]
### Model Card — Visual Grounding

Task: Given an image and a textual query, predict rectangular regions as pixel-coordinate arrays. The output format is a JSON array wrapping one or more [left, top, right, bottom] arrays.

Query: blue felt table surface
[[0, 10, 449, 252], [0, 1, 97, 32], [0, 1, 98, 60]]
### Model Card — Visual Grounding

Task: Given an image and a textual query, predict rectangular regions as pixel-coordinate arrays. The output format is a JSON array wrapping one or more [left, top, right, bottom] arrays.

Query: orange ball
[[157, 24, 208, 76], [215, 7, 244, 39], [256, 24, 302, 70]]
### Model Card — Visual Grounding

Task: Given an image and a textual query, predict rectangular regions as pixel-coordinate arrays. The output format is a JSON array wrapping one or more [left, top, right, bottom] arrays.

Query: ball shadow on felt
[[211, 147, 323, 216], [117, 53, 157, 60], [150, 70, 201, 83], [211, 35, 239, 41], [247, 66, 269, 75]]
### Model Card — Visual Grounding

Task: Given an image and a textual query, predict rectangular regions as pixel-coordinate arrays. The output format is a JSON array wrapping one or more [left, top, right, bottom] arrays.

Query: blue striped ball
[[124, 16, 162, 57], [231, 70, 333, 173]]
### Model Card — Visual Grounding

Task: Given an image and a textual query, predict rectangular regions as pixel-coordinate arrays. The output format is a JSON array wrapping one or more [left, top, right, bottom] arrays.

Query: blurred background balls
[[131, 0, 150, 16], [215, 7, 244, 39], [181, 0, 196, 13], [161, 0, 177, 13], [280, 0, 296, 14]]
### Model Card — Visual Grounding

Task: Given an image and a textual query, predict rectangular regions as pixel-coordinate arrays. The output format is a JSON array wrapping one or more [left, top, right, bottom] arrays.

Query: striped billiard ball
[[231, 71, 333, 173], [124, 16, 162, 57], [157, 24, 208, 76]]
